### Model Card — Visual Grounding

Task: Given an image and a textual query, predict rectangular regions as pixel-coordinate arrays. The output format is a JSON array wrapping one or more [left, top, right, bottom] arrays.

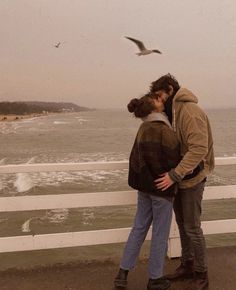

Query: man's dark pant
[[174, 179, 207, 272]]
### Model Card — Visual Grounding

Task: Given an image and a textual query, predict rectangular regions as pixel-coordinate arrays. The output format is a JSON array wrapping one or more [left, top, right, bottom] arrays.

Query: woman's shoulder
[[141, 120, 168, 129], [139, 121, 165, 133], [138, 121, 167, 141]]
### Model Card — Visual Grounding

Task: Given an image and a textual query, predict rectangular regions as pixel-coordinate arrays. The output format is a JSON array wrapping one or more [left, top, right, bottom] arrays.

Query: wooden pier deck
[[0, 246, 235, 290]]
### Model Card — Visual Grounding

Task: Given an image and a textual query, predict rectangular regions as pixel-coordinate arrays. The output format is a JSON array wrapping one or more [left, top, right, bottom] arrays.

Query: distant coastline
[[0, 112, 60, 122], [0, 101, 93, 122]]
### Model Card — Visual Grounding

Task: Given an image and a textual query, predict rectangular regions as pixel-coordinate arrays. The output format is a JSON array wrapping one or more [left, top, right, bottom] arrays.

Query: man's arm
[[170, 105, 208, 182], [156, 105, 208, 190]]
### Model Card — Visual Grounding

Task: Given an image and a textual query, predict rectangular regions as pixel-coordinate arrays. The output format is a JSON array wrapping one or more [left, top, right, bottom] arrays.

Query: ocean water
[[0, 109, 236, 238]]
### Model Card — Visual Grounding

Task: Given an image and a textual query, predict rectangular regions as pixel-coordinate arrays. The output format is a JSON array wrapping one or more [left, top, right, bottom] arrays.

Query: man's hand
[[155, 173, 174, 191]]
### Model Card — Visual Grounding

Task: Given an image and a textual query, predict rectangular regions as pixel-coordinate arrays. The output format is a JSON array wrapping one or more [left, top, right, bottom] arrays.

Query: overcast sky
[[0, 0, 235, 109]]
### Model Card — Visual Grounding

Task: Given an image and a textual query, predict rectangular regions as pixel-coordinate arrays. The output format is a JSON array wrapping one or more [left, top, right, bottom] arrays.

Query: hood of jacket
[[172, 88, 198, 131], [174, 88, 198, 103]]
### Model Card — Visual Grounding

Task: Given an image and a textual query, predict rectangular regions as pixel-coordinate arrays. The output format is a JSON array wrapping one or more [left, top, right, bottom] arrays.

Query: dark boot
[[147, 277, 171, 290], [114, 268, 129, 288], [165, 259, 194, 280], [185, 271, 209, 290]]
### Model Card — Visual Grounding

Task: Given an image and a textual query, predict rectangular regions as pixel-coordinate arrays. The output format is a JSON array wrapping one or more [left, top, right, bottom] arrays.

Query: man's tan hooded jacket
[[168, 88, 215, 188]]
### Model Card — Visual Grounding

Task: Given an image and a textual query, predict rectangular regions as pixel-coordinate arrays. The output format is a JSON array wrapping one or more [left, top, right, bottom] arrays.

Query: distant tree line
[[0, 101, 91, 115]]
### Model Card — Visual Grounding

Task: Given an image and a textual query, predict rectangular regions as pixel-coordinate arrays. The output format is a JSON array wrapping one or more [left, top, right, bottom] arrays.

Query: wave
[[14, 173, 34, 193], [0, 158, 7, 165], [14, 157, 37, 193], [75, 117, 89, 124], [46, 209, 69, 223], [21, 209, 69, 233], [53, 121, 70, 125], [0, 180, 4, 191], [21, 117, 41, 123], [0, 159, 8, 192], [82, 209, 95, 225], [21, 218, 34, 232]]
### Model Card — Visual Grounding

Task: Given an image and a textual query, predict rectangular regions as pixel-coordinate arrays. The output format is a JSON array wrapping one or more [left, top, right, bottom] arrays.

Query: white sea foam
[[14, 173, 34, 193], [82, 209, 95, 225], [21, 216, 43, 233], [13, 157, 37, 193], [0, 124, 12, 134], [75, 117, 89, 121], [0, 158, 7, 165], [207, 173, 232, 186], [21, 210, 69, 233], [0, 180, 4, 191], [21, 117, 39, 123], [53, 121, 70, 125], [26, 157, 36, 164], [46, 209, 69, 223], [21, 218, 32, 232]]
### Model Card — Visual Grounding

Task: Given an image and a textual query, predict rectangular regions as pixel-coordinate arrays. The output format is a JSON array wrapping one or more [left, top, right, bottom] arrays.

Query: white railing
[[0, 157, 236, 258]]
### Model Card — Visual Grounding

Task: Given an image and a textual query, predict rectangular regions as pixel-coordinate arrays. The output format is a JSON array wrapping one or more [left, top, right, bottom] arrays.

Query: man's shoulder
[[181, 102, 206, 118]]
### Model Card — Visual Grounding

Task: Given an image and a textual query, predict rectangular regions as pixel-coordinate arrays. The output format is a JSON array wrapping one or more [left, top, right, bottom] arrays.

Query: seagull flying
[[54, 42, 61, 48], [125, 36, 162, 56]]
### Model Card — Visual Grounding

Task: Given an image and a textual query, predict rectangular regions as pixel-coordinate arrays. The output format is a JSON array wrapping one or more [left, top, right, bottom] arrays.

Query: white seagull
[[125, 36, 162, 56], [54, 42, 61, 48]]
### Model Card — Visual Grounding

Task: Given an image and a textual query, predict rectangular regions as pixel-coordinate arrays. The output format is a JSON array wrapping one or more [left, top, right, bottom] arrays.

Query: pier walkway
[[0, 246, 235, 290]]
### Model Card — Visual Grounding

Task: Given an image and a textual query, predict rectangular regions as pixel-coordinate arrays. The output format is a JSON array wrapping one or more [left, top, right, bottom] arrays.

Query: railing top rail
[[0, 157, 236, 174], [0, 161, 128, 174]]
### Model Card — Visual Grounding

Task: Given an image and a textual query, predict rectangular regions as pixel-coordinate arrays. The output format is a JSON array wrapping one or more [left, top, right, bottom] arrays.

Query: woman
[[114, 93, 180, 290]]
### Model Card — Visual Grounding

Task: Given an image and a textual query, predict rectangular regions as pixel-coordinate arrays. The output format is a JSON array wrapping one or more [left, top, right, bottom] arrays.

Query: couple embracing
[[114, 74, 214, 290]]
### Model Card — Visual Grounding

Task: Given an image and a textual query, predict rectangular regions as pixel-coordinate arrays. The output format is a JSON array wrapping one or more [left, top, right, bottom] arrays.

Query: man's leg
[[174, 191, 194, 264], [181, 180, 209, 290], [180, 180, 207, 273], [165, 192, 194, 280]]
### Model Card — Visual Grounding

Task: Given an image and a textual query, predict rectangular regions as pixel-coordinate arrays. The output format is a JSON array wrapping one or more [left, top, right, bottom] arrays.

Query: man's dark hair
[[150, 73, 180, 95]]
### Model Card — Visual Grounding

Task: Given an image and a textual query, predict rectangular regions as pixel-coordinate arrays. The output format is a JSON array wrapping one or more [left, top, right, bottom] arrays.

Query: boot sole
[[114, 279, 127, 288]]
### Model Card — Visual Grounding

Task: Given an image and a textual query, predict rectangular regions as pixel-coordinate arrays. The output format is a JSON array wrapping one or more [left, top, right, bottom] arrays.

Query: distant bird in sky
[[125, 36, 162, 56], [54, 42, 61, 48]]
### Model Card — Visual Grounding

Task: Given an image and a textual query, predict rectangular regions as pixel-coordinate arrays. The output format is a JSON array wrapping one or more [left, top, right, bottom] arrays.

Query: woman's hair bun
[[127, 98, 140, 113]]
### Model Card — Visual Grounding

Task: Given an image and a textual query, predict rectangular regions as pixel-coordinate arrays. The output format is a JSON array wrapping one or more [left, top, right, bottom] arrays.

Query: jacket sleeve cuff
[[168, 169, 183, 183]]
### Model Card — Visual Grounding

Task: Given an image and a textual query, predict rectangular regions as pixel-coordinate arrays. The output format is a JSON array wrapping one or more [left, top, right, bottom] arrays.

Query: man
[[150, 74, 214, 290]]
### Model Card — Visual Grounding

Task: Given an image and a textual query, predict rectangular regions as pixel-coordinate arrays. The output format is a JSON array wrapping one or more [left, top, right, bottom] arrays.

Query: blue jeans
[[120, 191, 173, 279]]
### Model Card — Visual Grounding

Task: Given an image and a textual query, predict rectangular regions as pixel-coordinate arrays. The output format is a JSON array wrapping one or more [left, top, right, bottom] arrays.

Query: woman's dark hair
[[150, 73, 180, 95], [127, 93, 155, 118]]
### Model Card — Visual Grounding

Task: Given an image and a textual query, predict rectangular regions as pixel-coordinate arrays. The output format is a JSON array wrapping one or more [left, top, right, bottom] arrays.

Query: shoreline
[[0, 112, 64, 122]]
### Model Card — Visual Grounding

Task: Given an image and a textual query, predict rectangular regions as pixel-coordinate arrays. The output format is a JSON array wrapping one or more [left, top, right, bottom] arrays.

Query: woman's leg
[[148, 196, 173, 279], [120, 191, 153, 270]]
